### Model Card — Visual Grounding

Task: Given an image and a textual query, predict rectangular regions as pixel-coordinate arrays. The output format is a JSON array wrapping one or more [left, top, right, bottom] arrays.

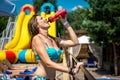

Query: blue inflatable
[[40, 2, 55, 12], [0, 0, 17, 16]]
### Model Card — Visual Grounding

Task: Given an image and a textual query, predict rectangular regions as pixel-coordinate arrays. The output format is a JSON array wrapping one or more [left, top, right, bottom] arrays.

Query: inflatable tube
[[0, 50, 6, 62], [5, 50, 17, 63], [20, 4, 35, 12], [40, 2, 55, 12], [18, 49, 36, 63], [0, 50, 18, 63], [26, 49, 36, 63], [18, 50, 26, 63]]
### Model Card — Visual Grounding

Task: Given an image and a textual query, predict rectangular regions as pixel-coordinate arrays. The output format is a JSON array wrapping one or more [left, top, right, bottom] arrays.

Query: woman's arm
[[56, 17, 79, 47]]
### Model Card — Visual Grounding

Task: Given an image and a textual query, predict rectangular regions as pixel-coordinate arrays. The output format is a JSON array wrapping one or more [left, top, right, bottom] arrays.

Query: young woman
[[28, 14, 83, 80]]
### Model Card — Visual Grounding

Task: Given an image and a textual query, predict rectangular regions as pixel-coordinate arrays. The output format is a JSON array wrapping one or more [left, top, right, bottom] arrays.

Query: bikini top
[[35, 42, 62, 60]]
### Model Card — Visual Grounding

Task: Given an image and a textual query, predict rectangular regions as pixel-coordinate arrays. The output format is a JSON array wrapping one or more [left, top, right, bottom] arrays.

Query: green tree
[[57, 8, 89, 36], [68, 8, 89, 30], [82, 0, 120, 75], [0, 16, 9, 37]]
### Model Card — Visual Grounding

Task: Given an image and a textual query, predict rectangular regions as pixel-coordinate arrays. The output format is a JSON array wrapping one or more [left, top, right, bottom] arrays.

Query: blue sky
[[56, 0, 90, 12], [10, 0, 89, 15]]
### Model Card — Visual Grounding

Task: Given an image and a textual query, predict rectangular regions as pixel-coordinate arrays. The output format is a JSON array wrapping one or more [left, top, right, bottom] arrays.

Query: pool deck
[[56, 67, 120, 80], [10, 63, 120, 80]]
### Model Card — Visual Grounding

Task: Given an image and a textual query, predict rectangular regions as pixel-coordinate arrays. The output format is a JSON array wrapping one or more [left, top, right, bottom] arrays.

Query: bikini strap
[[45, 42, 49, 49], [37, 35, 49, 49]]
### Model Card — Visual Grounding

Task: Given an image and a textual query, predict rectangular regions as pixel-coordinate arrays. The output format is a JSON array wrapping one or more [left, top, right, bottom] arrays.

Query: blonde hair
[[28, 14, 39, 41]]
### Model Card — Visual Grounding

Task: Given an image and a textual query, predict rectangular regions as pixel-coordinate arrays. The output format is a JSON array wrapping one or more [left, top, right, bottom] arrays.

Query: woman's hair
[[28, 14, 39, 41], [28, 14, 55, 42]]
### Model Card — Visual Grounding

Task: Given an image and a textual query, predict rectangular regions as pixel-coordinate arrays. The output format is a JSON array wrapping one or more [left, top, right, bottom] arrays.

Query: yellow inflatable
[[2, 3, 58, 63], [40, 2, 56, 37], [5, 4, 35, 50]]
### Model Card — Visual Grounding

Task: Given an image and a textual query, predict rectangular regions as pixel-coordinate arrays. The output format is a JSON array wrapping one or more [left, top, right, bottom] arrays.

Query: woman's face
[[36, 16, 50, 29]]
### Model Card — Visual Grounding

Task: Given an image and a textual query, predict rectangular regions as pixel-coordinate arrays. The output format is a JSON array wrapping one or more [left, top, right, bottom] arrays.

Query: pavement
[[56, 67, 120, 80], [11, 64, 120, 80]]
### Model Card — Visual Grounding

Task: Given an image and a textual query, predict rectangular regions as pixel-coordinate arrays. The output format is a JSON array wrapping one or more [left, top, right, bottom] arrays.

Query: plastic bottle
[[48, 9, 67, 22]]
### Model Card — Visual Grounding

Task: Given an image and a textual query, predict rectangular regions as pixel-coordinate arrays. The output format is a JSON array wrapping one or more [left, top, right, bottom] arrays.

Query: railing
[[69, 51, 96, 80], [0, 16, 17, 50]]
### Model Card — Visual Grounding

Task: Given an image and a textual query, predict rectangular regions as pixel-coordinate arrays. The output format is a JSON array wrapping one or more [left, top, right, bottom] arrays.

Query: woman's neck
[[39, 29, 48, 36], [41, 32, 48, 37]]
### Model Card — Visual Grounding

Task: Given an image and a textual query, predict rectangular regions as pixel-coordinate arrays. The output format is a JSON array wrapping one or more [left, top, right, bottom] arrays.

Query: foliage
[[56, 8, 89, 36], [83, 0, 120, 75], [0, 16, 9, 36], [68, 8, 89, 30], [82, 0, 120, 46]]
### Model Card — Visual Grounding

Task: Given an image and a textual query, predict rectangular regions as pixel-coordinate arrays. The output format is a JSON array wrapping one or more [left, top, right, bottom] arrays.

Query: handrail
[[67, 51, 96, 80]]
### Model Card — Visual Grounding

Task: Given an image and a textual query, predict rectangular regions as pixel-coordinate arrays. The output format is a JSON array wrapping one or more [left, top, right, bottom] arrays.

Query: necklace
[[41, 34, 51, 40], [40, 34, 53, 44]]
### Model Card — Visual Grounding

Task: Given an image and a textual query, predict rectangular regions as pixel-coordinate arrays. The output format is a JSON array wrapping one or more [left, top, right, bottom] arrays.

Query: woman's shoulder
[[32, 35, 42, 42]]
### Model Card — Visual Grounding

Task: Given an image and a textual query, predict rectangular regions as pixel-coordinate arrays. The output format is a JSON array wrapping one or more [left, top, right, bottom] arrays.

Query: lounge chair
[[0, 61, 37, 80], [87, 57, 96, 67]]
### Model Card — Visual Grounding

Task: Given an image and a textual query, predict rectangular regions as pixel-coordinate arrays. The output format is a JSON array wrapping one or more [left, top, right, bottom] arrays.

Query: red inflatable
[[5, 50, 17, 63], [20, 4, 35, 12]]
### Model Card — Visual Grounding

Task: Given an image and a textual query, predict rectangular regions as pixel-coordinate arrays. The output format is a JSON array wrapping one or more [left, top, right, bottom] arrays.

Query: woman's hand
[[57, 8, 67, 24], [73, 62, 84, 74], [59, 16, 70, 27], [59, 16, 67, 24]]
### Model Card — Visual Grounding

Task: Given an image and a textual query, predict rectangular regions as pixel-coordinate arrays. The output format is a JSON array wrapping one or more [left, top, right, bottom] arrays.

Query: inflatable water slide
[[40, 3, 56, 37], [0, 3, 56, 63]]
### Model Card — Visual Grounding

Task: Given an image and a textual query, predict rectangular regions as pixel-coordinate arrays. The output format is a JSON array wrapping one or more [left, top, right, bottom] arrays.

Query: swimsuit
[[33, 42, 62, 80], [35, 42, 62, 60], [35, 47, 62, 60], [34, 76, 49, 80]]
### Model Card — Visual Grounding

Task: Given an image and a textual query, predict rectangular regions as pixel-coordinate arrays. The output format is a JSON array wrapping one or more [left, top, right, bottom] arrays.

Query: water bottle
[[48, 9, 67, 22]]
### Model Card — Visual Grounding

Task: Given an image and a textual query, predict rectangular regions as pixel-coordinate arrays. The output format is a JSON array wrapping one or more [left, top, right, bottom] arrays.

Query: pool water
[[96, 78, 120, 80]]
